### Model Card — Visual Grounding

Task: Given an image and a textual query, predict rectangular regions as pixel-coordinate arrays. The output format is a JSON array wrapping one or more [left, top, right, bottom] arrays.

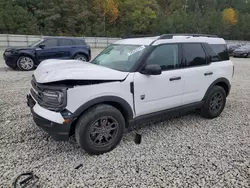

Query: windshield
[[28, 39, 43, 47], [90, 44, 148, 72]]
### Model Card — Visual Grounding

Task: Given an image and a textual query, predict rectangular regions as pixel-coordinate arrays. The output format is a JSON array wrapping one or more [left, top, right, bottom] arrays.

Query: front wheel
[[201, 86, 226, 119], [17, 56, 35, 71], [75, 104, 125, 155]]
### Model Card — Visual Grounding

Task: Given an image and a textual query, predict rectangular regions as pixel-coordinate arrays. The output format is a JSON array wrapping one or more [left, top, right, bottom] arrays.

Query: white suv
[[27, 34, 234, 155]]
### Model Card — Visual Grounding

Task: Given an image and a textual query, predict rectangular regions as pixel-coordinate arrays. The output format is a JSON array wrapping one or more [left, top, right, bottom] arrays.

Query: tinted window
[[210, 44, 229, 61], [146, 44, 179, 71], [74, 39, 86, 45], [182, 43, 207, 67], [59, 39, 74, 46], [203, 43, 221, 62], [41, 39, 58, 47]]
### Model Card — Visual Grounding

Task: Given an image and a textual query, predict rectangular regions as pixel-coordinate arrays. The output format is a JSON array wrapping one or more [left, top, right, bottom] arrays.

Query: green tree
[[118, 0, 159, 34], [0, 0, 39, 34]]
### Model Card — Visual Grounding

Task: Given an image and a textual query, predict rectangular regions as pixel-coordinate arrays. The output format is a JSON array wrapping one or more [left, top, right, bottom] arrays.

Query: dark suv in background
[[3, 37, 91, 71]]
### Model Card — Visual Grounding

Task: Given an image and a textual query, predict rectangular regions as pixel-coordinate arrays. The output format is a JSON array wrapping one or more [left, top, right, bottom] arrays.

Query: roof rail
[[159, 34, 218, 39], [122, 34, 158, 39]]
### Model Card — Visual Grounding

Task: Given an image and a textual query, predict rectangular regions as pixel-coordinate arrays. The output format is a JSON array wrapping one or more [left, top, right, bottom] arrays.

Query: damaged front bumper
[[27, 94, 72, 141]]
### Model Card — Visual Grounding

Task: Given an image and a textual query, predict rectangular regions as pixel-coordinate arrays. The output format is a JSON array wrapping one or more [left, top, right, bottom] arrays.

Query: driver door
[[35, 38, 60, 63], [133, 44, 184, 117]]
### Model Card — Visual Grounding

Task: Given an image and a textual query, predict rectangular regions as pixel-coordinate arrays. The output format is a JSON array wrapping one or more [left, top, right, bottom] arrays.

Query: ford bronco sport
[[27, 34, 234, 155]]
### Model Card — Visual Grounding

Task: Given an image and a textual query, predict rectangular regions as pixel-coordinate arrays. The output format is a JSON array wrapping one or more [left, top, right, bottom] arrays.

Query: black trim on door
[[129, 101, 204, 125]]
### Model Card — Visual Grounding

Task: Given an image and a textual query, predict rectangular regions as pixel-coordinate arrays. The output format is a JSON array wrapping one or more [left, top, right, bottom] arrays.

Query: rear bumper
[[27, 94, 71, 141]]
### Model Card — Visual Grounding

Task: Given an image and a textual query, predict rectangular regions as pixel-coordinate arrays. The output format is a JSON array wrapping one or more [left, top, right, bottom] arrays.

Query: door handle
[[204, 72, 213, 76], [169, 77, 181, 81]]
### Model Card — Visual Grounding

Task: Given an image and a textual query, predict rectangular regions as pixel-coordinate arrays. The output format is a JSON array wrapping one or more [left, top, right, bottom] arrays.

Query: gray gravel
[[0, 50, 250, 188]]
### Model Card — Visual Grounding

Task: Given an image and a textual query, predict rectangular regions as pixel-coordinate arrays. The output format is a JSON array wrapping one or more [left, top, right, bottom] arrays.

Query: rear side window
[[181, 43, 207, 67], [41, 39, 58, 47], [203, 43, 221, 62], [59, 39, 74, 46], [210, 44, 229, 61]]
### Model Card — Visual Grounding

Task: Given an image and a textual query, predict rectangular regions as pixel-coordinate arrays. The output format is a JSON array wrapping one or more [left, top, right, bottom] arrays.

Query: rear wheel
[[201, 86, 226, 119], [74, 54, 87, 62], [17, 56, 35, 71], [75, 104, 125, 155]]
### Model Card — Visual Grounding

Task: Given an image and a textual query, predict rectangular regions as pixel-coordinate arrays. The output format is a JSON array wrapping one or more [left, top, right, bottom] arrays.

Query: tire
[[75, 104, 125, 155], [201, 86, 226, 119], [74, 54, 88, 62], [17, 56, 35, 71]]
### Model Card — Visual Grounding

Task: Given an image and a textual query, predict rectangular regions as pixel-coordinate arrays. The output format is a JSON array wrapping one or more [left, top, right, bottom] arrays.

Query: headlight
[[4, 51, 13, 55], [42, 90, 64, 106]]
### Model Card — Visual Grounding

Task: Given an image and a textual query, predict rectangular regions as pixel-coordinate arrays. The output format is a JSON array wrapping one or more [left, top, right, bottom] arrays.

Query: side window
[[41, 39, 58, 47], [210, 44, 229, 61], [74, 39, 86, 45], [182, 43, 207, 67], [203, 43, 221, 63], [146, 44, 179, 71], [59, 39, 74, 46]]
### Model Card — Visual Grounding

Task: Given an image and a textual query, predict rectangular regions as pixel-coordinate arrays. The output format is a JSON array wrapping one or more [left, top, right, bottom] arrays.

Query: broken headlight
[[42, 90, 64, 106]]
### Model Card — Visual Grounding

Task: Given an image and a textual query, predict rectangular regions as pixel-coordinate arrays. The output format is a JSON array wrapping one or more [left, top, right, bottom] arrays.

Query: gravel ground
[[0, 49, 250, 188]]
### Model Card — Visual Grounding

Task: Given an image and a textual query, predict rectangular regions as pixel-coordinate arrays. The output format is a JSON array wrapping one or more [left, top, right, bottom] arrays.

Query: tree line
[[0, 0, 250, 40]]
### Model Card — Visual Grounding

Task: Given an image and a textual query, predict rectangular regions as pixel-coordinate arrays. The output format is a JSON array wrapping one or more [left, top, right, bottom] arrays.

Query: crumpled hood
[[34, 59, 129, 83]]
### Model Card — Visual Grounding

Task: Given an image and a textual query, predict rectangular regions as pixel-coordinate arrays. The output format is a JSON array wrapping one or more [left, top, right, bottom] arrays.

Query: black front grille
[[30, 76, 43, 104]]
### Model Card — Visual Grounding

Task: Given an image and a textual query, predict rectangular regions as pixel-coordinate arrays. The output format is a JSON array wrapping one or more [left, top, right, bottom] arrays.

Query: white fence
[[0, 34, 120, 48], [0, 34, 249, 49]]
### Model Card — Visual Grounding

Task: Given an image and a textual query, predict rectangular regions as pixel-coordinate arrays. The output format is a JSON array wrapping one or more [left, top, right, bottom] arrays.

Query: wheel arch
[[18, 53, 36, 62], [202, 78, 231, 101], [73, 51, 89, 61], [69, 96, 134, 135]]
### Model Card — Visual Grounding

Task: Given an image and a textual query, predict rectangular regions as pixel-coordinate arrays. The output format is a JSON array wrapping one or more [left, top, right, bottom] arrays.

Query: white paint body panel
[[182, 60, 233, 105], [34, 59, 129, 83], [133, 71, 184, 117], [66, 74, 135, 116]]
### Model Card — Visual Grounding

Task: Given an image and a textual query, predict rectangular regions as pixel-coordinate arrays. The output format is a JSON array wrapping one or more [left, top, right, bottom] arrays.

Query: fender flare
[[72, 96, 134, 120], [202, 78, 231, 101], [72, 49, 90, 60], [18, 52, 36, 59]]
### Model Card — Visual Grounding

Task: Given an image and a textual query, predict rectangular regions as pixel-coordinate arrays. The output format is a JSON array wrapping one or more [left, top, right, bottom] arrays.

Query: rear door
[[180, 43, 215, 105], [57, 38, 75, 59], [36, 38, 60, 62]]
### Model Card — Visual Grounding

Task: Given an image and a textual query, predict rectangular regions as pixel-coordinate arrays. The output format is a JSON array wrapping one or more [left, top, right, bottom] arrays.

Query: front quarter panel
[[18, 49, 36, 59], [66, 73, 135, 117]]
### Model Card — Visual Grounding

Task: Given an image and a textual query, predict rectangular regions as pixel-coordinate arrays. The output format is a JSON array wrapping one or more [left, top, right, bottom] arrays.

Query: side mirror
[[39, 44, 45, 49], [141, 64, 162, 75]]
